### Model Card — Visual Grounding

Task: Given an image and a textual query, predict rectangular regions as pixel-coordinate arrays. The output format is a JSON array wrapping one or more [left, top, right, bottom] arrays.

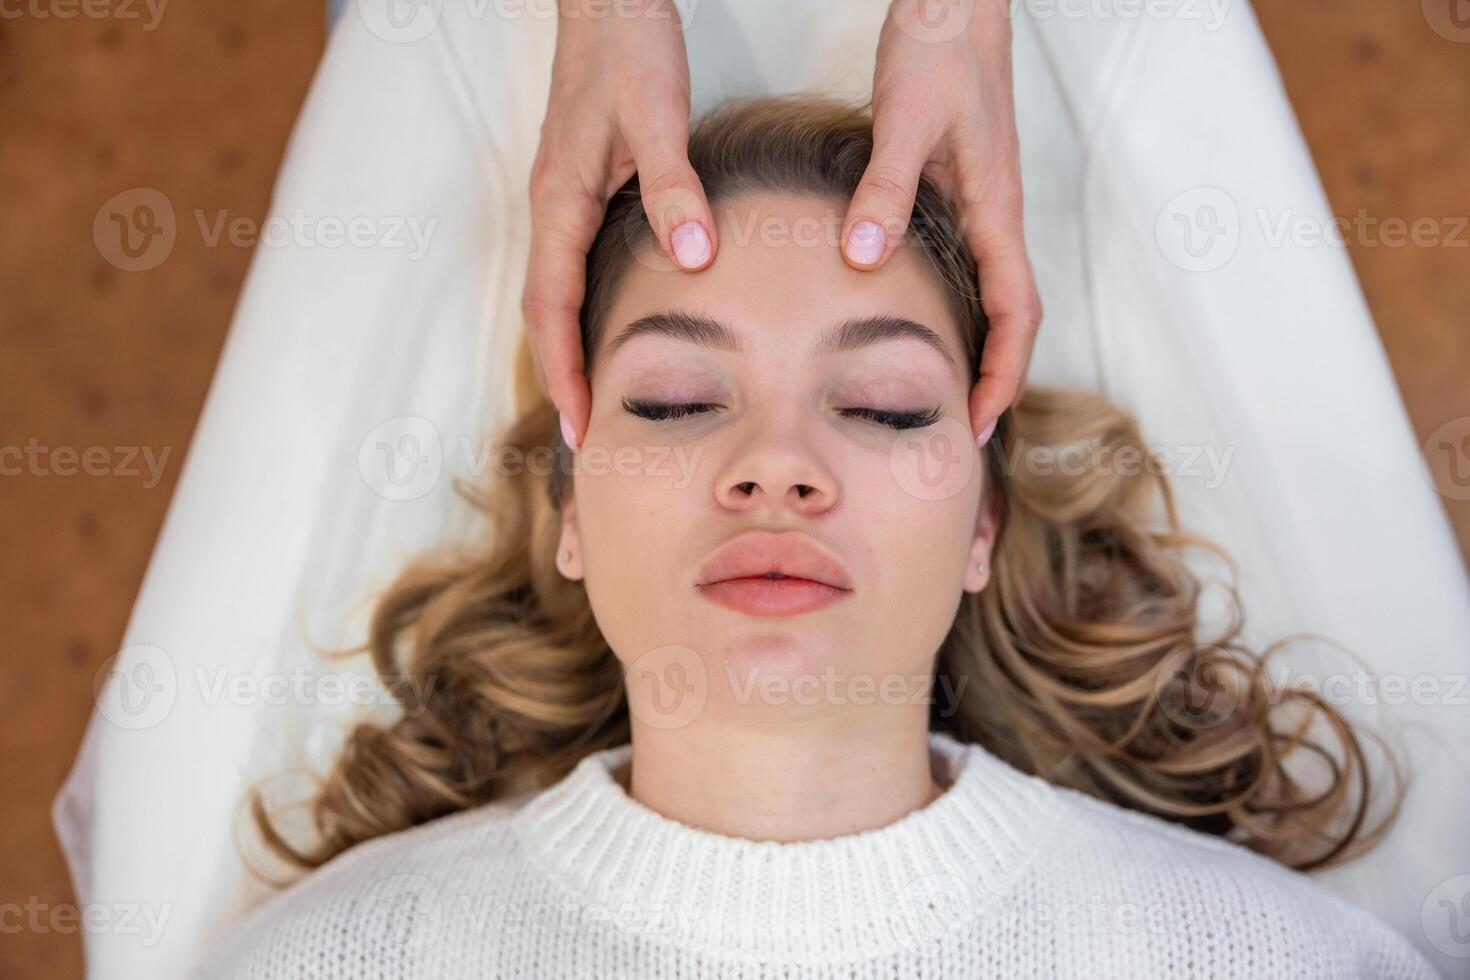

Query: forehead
[[599, 192, 968, 370]]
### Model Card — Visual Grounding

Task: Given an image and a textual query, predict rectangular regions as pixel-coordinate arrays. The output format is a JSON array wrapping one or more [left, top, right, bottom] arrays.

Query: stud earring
[[976, 561, 987, 574], [563, 550, 572, 562]]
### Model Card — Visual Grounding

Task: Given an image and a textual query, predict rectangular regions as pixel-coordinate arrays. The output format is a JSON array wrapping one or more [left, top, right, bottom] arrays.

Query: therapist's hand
[[842, 0, 1042, 448], [522, 0, 716, 450]]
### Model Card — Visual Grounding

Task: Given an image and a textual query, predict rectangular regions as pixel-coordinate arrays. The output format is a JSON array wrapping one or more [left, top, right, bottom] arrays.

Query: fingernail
[[671, 221, 711, 269], [975, 419, 997, 449], [845, 220, 885, 266], [559, 410, 580, 451]]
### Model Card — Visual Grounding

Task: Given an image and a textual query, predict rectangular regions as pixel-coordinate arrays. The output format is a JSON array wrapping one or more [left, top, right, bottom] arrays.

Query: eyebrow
[[603, 309, 961, 374]]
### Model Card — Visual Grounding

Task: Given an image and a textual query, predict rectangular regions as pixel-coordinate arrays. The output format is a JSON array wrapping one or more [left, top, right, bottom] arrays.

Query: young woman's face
[[560, 192, 998, 728]]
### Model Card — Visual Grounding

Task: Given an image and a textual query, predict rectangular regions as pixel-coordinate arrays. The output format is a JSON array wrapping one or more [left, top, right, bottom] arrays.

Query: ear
[[556, 491, 585, 582], [963, 483, 1003, 593]]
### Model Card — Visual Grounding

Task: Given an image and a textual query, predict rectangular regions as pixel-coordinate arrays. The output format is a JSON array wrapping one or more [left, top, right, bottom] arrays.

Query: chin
[[702, 620, 872, 725]]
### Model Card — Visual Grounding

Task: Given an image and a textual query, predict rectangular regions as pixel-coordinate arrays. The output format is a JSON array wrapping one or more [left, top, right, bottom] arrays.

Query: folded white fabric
[[55, 1, 1470, 977]]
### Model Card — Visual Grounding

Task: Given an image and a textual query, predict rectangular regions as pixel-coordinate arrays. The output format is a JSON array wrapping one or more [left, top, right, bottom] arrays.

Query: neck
[[622, 707, 943, 842], [511, 724, 1065, 961]]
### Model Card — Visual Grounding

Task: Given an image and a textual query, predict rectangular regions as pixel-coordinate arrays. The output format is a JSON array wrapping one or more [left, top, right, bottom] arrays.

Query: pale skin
[[554, 192, 1001, 842], [523, 0, 1041, 458]]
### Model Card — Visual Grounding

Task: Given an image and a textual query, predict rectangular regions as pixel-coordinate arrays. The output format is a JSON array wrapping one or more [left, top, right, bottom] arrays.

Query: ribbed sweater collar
[[509, 730, 1064, 962]]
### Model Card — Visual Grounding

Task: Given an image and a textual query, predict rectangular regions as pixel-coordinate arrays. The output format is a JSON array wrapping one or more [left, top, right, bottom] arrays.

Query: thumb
[[842, 129, 930, 270], [623, 118, 717, 271]]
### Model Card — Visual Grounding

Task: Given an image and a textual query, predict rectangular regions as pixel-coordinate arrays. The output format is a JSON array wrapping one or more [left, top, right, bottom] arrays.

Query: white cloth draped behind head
[[54, 1, 1470, 976]]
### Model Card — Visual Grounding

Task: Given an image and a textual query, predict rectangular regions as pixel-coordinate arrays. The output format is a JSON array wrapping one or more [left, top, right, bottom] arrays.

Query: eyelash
[[620, 398, 942, 431]]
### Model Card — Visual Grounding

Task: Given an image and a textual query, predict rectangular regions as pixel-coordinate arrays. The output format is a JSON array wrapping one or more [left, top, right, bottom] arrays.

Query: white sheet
[[55, 1, 1470, 976]]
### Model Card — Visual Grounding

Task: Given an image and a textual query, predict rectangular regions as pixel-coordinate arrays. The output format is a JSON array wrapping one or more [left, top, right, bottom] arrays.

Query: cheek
[[848, 444, 982, 671], [848, 428, 982, 561], [570, 462, 696, 664]]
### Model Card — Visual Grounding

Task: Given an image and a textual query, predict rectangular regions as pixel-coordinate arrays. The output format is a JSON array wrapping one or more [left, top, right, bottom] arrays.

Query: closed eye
[[622, 398, 941, 431], [839, 407, 942, 430], [622, 397, 720, 422]]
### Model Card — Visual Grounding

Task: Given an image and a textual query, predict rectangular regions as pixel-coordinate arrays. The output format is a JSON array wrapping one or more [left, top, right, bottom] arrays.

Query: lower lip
[[696, 577, 852, 617]]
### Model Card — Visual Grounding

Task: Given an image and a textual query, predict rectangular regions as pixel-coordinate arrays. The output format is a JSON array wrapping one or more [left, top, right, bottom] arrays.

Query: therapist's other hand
[[522, 0, 716, 450], [842, 0, 1042, 448]]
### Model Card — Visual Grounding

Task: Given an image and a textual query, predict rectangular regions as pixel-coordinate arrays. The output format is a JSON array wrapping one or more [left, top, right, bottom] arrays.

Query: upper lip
[[696, 531, 854, 591]]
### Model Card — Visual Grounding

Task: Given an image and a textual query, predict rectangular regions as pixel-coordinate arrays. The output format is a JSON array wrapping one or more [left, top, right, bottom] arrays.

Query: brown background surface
[[1, 1, 1466, 975]]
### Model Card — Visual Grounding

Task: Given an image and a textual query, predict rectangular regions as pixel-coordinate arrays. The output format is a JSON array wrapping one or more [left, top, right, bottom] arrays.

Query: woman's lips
[[696, 574, 853, 618]]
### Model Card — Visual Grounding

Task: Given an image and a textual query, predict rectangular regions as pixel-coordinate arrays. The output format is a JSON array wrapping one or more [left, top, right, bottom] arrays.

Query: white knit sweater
[[198, 731, 1439, 979]]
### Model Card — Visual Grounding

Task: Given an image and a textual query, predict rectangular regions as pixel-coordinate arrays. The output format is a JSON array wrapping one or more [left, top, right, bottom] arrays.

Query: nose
[[713, 423, 838, 517]]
